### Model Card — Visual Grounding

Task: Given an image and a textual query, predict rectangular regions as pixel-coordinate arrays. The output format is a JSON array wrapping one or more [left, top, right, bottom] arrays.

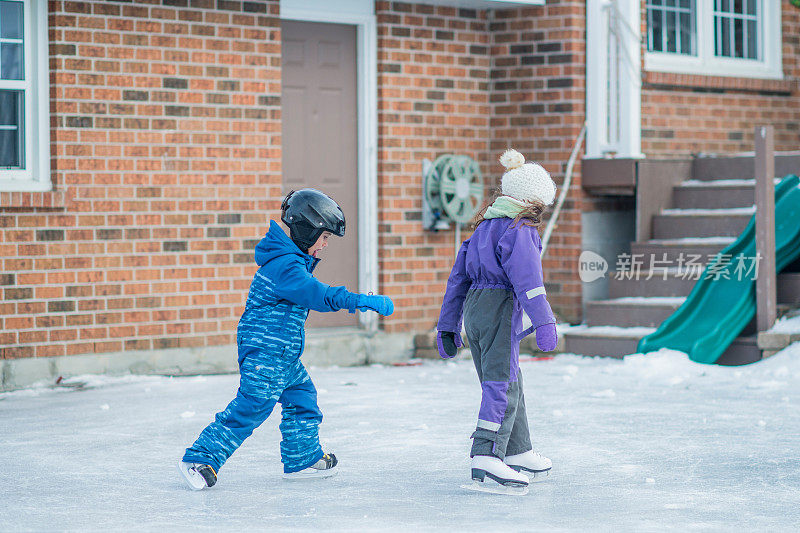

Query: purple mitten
[[535, 323, 558, 352], [436, 331, 463, 359]]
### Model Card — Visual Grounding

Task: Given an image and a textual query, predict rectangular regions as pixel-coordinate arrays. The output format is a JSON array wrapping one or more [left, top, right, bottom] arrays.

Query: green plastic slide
[[637, 174, 800, 364]]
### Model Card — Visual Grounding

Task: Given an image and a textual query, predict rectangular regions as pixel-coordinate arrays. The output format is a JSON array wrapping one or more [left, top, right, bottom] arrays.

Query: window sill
[[0, 189, 67, 209], [643, 71, 794, 96]]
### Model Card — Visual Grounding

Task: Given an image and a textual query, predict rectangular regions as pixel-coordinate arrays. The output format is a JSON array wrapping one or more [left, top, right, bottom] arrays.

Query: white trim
[[586, 0, 606, 158], [476, 419, 501, 432], [617, 0, 642, 159], [586, 0, 642, 159], [0, 0, 51, 192], [644, 1, 783, 80], [526, 286, 546, 299], [280, 2, 379, 331]]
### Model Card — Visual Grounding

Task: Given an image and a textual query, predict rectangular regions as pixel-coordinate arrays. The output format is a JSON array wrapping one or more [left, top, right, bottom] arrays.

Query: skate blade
[[527, 469, 551, 483], [509, 466, 552, 482], [461, 481, 529, 496], [177, 461, 207, 491], [282, 468, 338, 481]]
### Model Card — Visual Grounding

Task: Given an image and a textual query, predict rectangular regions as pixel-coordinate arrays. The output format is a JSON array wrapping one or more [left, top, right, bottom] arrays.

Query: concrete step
[[562, 326, 763, 364], [716, 335, 762, 365], [692, 154, 800, 181], [652, 208, 754, 239], [673, 179, 756, 209], [758, 310, 800, 357], [585, 297, 685, 327], [562, 326, 653, 358], [630, 238, 735, 265]]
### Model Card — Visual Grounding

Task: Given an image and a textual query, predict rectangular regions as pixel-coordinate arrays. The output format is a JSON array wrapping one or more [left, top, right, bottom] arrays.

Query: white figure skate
[[462, 455, 529, 496], [505, 450, 552, 482]]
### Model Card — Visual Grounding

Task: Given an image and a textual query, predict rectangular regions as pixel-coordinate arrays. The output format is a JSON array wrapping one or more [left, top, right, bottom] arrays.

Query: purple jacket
[[437, 217, 556, 340]]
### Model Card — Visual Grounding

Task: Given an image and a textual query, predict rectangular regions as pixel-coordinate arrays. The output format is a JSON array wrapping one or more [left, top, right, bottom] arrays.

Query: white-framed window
[[0, 0, 50, 192], [644, 0, 782, 79]]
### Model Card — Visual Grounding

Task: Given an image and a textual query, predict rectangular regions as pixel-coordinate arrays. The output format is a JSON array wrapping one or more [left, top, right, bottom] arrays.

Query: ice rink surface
[[2, 346, 800, 532]]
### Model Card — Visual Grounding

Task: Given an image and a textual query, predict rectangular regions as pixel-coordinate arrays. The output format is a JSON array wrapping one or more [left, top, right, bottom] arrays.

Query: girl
[[437, 149, 558, 493]]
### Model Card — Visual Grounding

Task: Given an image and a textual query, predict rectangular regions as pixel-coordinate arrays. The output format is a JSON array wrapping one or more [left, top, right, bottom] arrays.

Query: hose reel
[[423, 154, 485, 228]]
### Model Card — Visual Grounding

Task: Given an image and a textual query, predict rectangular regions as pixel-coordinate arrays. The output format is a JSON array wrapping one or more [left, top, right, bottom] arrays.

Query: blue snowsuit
[[183, 220, 359, 473]]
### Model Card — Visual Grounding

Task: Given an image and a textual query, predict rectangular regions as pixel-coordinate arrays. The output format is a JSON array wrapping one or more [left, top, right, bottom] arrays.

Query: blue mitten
[[535, 323, 558, 352], [436, 331, 463, 359], [356, 294, 394, 316]]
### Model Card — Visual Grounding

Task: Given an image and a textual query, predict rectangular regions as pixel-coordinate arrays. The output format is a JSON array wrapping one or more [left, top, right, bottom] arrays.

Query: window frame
[[644, 0, 782, 80], [0, 0, 51, 192]]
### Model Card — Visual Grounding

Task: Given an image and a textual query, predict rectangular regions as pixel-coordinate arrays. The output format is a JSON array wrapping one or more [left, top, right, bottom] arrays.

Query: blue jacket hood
[[254, 220, 318, 271]]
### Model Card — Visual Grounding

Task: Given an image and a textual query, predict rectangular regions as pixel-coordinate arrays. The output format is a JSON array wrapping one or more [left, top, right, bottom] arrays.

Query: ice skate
[[505, 450, 552, 482], [282, 453, 338, 480], [462, 455, 529, 496], [177, 461, 217, 490]]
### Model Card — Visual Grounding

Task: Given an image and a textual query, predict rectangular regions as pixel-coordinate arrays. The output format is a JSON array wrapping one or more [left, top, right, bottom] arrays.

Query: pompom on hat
[[498, 149, 556, 206]]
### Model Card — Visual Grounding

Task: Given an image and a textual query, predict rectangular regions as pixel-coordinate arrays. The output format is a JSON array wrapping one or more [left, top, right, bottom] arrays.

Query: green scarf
[[483, 196, 528, 220]]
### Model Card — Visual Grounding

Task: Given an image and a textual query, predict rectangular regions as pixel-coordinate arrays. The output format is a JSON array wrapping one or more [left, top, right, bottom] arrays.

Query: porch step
[[652, 208, 754, 239], [562, 327, 763, 364], [571, 162, 795, 363], [585, 297, 685, 327], [630, 238, 735, 265], [715, 335, 762, 366], [562, 326, 653, 359], [672, 177, 781, 209], [672, 179, 756, 209]]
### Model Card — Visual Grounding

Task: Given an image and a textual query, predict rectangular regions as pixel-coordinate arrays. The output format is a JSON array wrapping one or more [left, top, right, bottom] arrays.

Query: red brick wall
[[489, 1, 587, 323], [0, 0, 282, 359], [2, 0, 595, 361], [375, 0, 589, 330], [375, 1, 491, 333], [641, 5, 800, 156]]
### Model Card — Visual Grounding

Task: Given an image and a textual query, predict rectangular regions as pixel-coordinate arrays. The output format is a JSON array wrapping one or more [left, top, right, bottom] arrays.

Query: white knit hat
[[498, 149, 556, 206]]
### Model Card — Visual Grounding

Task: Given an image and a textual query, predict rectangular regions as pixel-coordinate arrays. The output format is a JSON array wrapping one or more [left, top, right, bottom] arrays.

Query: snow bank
[[769, 314, 800, 334]]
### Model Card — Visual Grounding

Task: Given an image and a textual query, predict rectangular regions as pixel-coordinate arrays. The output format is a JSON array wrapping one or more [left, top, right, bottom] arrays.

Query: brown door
[[282, 20, 359, 328]]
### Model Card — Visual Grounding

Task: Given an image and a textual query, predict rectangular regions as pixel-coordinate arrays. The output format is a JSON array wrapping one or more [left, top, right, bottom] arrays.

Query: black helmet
[[280, 188, 346, 252]]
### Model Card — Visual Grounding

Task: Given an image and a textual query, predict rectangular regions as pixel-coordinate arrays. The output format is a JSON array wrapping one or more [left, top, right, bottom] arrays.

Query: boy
[[178, 189, 394, 490]]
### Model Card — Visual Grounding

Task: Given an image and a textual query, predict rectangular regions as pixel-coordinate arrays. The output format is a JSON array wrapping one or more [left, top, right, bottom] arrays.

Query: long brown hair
[[472, 191, 546, 229]]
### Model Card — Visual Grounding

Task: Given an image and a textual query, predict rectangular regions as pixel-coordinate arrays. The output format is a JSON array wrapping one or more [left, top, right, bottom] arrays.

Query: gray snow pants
[[463, 287, 532, 460]]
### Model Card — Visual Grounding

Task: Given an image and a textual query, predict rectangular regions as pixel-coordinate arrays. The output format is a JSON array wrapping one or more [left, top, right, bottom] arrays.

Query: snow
[[564, 325, 657, 337], [3, 348, 800, 531], [647, 237, 737, 245], [661, 206, 755, 216], [679, 178, 783, 187], [680, 179, 757, 187], [769, 314, 800, 334], [598, 297, 686, 306]]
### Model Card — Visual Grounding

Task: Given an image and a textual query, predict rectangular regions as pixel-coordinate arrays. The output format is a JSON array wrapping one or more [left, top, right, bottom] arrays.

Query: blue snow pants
[[182, 345, 324, 474]]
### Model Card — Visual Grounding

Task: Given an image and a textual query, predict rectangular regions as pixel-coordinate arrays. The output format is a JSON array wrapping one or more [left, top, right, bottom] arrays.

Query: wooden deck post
[[754, 125, 777, 333]]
